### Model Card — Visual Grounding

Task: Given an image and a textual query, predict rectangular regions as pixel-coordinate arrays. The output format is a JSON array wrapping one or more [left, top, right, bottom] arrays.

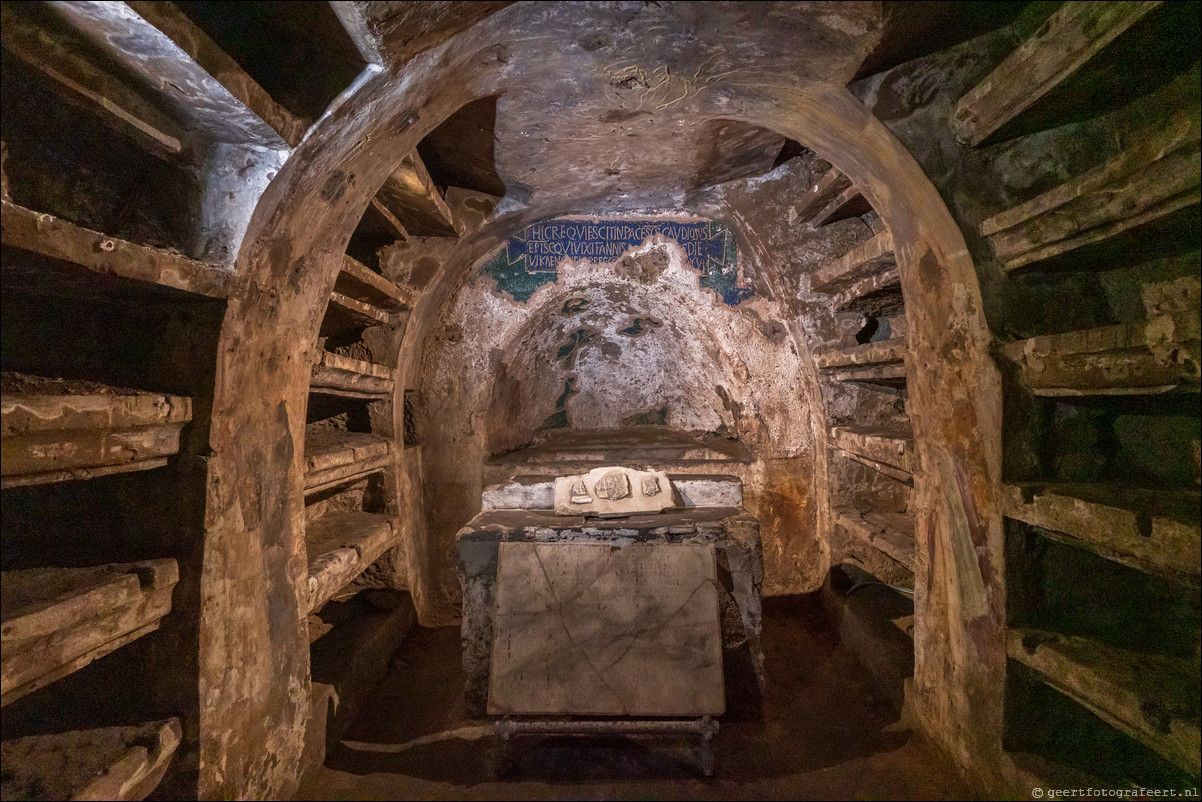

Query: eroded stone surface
[[481, 473, 743, 511], [0, 718, 182, 802], [553, 466, 673, 516], [488, 542, 724, 716], [594, 469, 630, 500]]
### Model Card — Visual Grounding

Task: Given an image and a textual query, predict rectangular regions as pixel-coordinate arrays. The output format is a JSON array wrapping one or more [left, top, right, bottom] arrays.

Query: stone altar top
[[488, 542, 724, 716]]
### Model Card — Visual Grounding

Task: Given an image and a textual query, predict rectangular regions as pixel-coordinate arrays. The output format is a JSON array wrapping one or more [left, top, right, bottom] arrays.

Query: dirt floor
[[296, 595, 970, 800]]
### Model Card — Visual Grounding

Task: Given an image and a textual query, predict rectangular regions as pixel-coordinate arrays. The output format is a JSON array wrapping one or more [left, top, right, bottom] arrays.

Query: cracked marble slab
[[488, 542, 724, 716]]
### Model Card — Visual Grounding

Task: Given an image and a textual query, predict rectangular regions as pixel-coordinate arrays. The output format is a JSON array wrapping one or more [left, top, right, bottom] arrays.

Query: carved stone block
[[553, 466, 674, 516], [594, 469, 630, 500]]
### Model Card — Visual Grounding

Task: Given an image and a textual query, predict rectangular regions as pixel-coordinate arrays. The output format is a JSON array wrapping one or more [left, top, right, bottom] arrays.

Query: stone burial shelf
[[334, 255, 412, 314], [1, 199, 236, 300], [811, 184, 873, 228], [375, 151, 463, 239], [303, 429, 391, 495], [951, 1, 1164, 147], [0, 717, 182, 801], [813, 339, 908, 388], [1, 375, 193, 490], [811, 230, 895, 294], [793, 165, 873, 227], [322, 256, 404, 340], [832, 506, 915, 572], [305, 511, 396, 613], [309, 351, 395, 400], [1006, 628, 1201, 776], [44, 0, 305, 150], [326, 290, 394, 332], [794, 166, 851, 223], [363, 197, 410, 243], [999, 312, 1201, 396], [830, 425, 914, 484], [810, 227, 902, 316], [0, 559, 179, 707], [1002, 483, 1200, 585], [829, 267, 901, 316], [0, 2, 187, 158], [980, 102, 1199, 271]]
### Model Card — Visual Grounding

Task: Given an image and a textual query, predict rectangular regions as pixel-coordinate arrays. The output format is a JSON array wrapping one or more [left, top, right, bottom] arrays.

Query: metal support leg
[[494, 717, 516, 777]]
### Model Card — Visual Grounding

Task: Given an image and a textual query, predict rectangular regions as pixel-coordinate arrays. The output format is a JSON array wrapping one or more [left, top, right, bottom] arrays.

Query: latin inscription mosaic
[[482, 218, 752, 304]]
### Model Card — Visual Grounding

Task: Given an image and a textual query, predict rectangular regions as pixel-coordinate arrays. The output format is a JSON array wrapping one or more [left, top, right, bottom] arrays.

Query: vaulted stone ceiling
[[343, 2, 1035, 216], [3, 2, 1198, 800], [363, 1, 882, 211], [481, 2, 880, 210]]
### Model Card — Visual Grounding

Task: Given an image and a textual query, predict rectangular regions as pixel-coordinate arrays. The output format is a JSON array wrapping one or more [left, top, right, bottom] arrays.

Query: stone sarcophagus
[[456, 470, 764, 718]]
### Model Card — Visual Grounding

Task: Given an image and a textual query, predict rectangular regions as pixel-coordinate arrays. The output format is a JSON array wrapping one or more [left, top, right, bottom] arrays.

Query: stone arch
[[212, 12, 1001, 794]]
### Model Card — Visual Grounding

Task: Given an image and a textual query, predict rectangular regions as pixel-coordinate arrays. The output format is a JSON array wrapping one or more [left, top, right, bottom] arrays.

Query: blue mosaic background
[[482, 219, 752, 305]]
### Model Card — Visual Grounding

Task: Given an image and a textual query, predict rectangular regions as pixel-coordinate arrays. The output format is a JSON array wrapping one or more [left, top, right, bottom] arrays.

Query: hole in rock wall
[[417, 96, 506, 198], [855, 317, 884, 345], [174, 1, 365, 123], [1, 52, 201, 256]]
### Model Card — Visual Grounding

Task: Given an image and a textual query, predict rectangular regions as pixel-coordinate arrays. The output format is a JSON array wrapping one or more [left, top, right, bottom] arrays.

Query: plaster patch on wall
[[622, 405, 670, 426], [556, 327, 599, 369], [932, 445, 988, 621], [619, 316, 663, 337], [543, 377, 578, 430]]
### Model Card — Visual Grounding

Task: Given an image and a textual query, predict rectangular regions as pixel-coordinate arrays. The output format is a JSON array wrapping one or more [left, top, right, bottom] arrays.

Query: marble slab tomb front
[[456, 506, 764, 716], [488, 541, 725, 716]]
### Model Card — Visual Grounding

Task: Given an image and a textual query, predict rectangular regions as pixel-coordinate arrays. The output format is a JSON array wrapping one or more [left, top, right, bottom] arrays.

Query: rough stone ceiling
[[370, 1, 884, 213], [494, 2, 880, 211]]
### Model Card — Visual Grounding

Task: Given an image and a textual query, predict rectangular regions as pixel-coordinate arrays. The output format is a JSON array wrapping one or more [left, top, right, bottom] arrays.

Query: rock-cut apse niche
[[417, 217, 821, 621]]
